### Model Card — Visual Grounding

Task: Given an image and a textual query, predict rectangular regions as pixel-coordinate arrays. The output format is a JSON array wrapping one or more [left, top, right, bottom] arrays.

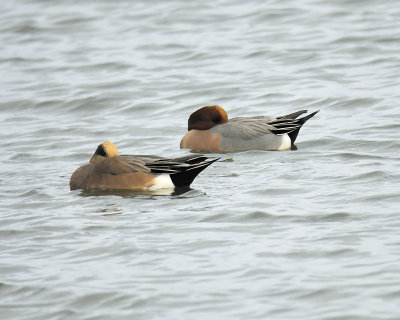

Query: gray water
[[1, 1, 400, 319]]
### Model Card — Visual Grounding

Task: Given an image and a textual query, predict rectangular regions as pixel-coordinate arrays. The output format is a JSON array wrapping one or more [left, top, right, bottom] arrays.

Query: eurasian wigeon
[[70, 141, 218, 191], [180, 106, 319, 152]]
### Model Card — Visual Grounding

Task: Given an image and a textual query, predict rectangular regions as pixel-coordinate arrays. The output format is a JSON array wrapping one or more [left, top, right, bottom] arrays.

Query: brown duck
[[70, 142, 218, 191]]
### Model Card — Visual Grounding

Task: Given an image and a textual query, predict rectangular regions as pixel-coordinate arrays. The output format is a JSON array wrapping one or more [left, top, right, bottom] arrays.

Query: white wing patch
[[278, 134, 292, 151], [149, 174, 174, 190]]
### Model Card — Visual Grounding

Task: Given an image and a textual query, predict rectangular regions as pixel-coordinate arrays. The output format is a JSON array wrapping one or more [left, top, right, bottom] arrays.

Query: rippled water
[[1, 1, 400, 319]]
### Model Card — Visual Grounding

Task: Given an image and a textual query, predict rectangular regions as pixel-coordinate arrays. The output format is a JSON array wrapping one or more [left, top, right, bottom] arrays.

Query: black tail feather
[[144, 155, 209, 174], [287, 110, 319, 143], [170, 158, 219, 187], [277, 110, 308, 120], [171, 155, 209, 164]]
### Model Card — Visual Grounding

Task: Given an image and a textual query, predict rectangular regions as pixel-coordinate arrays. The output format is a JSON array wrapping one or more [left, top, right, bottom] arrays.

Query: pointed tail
[[287, 110, 319, 143], [170, 157, 219, 188]]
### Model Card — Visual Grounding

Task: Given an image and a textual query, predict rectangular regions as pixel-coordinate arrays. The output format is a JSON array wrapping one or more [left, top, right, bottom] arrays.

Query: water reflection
[[78, 186, 192, 198]]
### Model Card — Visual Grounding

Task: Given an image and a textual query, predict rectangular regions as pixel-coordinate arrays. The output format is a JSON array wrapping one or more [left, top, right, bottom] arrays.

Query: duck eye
[[214, 114, 222, 123], [96, 145, 107, 157]]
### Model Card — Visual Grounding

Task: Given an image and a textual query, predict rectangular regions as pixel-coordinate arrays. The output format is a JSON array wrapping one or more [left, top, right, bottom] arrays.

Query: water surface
[[1, 1, 400, 319]]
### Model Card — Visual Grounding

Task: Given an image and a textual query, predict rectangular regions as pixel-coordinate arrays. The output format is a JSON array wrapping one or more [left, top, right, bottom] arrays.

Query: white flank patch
[[148, 174, 174, 190], [278, 134, 292, 151]]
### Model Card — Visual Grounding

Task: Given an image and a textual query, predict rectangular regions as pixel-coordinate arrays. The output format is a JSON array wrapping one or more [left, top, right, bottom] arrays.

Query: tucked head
[[188, 105, 228, 131], [90, 141, 118, 163]]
